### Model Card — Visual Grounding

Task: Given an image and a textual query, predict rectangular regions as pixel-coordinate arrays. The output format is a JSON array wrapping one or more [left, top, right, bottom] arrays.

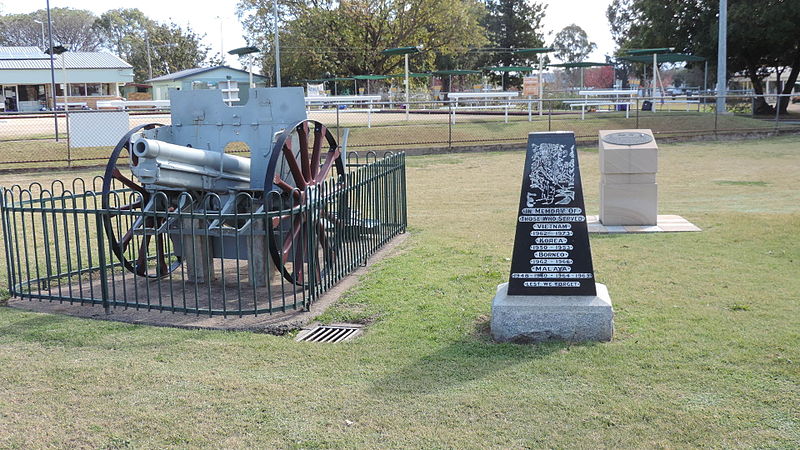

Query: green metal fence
[[1, 152, 406, 316]]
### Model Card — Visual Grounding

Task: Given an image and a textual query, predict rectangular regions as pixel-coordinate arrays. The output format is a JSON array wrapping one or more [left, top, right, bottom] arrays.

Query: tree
[[237, 0, 488, 84], [608, 0, 800, 114], [95, 8, 154, 62], [127, 22, 214, 82], [95, 10, 215, 82], [583, 66, 614, 89], [551, 24, 596, 63], [0, 8, 105, 51], [479, 0, 547, 87], [606, 0, 634, 49]]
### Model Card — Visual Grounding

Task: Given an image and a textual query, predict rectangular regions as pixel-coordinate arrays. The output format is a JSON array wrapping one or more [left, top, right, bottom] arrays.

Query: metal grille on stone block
[[295, 325, 361, 343]]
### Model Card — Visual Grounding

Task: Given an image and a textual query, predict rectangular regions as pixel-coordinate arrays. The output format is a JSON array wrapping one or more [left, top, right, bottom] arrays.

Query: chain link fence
[[1, 94, 798, 171]]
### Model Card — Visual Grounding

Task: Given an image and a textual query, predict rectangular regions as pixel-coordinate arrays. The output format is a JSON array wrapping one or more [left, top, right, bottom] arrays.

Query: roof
[[0, 46, 131, 70], [146, 65, 267, 82], [0, 46, 49, 60]]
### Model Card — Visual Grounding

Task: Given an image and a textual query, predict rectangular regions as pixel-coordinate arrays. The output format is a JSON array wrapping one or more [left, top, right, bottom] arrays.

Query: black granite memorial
[[508, 131, 596, 297]]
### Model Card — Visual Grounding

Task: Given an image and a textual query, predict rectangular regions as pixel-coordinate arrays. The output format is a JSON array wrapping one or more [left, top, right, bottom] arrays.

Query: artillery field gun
[[101, 87, 346, 288]]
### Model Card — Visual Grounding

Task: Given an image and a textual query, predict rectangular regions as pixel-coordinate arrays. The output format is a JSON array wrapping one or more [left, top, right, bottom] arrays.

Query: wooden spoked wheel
[[265, 119, 346, 286], [101, 123, 183, 278]]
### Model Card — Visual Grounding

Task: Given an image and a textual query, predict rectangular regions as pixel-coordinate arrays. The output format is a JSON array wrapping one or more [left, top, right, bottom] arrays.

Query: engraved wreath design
[[528, 143, 575, 206]]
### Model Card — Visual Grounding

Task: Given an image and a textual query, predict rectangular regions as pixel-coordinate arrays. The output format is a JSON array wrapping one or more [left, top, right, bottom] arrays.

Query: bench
[[305, 95, 382, 127], [55, 101, 88, 111], [569, 90, 638, 120]]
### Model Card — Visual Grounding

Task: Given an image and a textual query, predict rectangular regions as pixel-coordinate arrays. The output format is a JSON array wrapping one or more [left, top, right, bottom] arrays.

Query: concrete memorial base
[[491, 282, 614, 343]]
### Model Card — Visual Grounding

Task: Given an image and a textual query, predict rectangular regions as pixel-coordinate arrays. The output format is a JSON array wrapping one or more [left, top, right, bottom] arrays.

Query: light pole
[[716, 0, 727, 113], [273, 0, 281, 87], [44, 0, 59, 140], [381, 45, 423, 120], [216, 16, 225, 65], [228, 46, 261, 88], [33, 20, 45, 49]]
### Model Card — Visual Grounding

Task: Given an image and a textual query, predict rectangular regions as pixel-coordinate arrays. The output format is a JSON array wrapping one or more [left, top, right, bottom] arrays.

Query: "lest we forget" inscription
[[507, 132, 596, 296]]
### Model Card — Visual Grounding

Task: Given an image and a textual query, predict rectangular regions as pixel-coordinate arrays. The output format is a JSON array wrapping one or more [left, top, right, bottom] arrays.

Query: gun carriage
[[101, 87, 346, 287]]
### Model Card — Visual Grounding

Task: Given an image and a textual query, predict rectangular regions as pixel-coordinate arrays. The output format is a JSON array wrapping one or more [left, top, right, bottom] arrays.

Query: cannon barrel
[[131, 138, 251, 191], [133, 138, 251, 177]]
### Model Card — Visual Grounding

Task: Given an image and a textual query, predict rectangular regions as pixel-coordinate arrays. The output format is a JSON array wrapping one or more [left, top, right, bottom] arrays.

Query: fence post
[[336, 105, 340, 144], [94, 212, 110, 314], [775, 94, 781, 134], [528, 97, 532, 122], [714, 96, 719, 137], [548, 100, 552, 132], [635, 97, 640, 129], [448, 101, 453, 151], [66, 112, 72, 168]]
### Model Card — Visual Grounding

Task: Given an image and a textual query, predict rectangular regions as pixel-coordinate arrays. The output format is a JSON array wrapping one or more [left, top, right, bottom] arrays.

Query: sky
[[1, 0, 616, 70]]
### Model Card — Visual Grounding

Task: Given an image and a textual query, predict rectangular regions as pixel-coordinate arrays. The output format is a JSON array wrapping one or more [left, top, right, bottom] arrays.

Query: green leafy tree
[[130, 23, 214, 82], [609, 0, 800, 114], [477, 0, 547, 88], [0, 8, 105, 51], [551, 24, 596, 63], [95, 10, 215, 82], [237, 0, 488, 84], [95, 8, 154, 62]]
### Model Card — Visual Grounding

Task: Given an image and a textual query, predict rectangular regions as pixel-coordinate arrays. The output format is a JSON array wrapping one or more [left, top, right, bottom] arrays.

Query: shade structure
[[548, 62, 613, 68], [228, 46, 260, 56], [352, 75, 390, 80], [305, 77, 355, 83], [382, 46, 423, 119], [483, 66, 536, 91], [513, 47, 555, 55], [624, 49, 704, 96], [484, 66, 536, 72], [386, 72, 433, 78], [381, 46, 422, 56], [432, 70, 482, 76], [352, 75, 390, 95], [626, 47, 675, 55], [620, 53, 705, 64]]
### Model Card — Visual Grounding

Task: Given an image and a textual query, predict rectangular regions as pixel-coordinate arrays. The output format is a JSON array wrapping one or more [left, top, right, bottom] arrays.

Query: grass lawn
[[1, 136, 799, 447]]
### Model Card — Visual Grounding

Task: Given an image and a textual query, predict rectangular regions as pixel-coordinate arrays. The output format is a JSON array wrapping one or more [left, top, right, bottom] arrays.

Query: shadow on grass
[[369, 320, 580, 396], [0, 307, 203, 350]]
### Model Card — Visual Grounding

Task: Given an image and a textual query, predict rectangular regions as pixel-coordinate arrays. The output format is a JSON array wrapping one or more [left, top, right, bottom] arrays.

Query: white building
[[0, 46, 133, 112]]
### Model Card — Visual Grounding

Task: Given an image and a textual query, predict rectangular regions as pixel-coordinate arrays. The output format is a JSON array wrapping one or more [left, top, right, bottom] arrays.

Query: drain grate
[[295, 325, 362, 343]]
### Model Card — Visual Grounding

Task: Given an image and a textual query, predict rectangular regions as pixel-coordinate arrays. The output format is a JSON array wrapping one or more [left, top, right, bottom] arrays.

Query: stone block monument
[[491, 131, 613, 343], [599, 129, 658, 226]]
